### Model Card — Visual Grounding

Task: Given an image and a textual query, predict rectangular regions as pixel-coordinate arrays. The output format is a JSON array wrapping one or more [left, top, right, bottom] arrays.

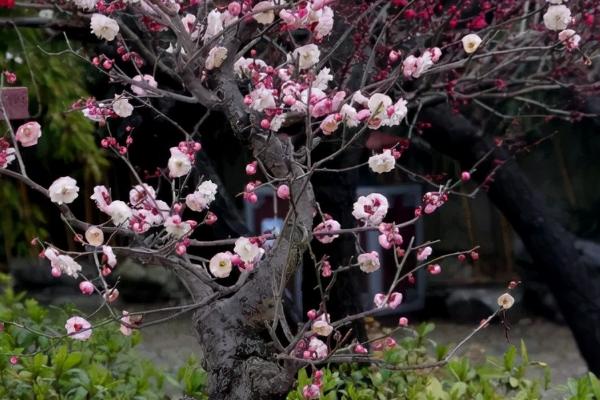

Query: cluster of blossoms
[[402, 47, 442, 79], [207, 236, 265, 278], [75, 96, 133, 124], [292, 335, 328, 361], [0, 138, 15, 169], [543, 0, 581, 50], [416, 191, 448, 216], [236, 46, 408, 134], [301, 370, 325, 400]]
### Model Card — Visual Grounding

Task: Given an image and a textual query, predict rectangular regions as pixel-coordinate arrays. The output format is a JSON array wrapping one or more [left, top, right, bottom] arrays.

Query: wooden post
[[0, 87, 29, 120]]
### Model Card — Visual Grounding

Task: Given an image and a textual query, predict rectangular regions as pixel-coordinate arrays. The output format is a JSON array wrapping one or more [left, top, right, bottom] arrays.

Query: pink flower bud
[[458, 254, 466, 262], [246, 192, 258, 204], [354, 344, 368, 354], [102, 59, 113, 70], [231, 254, 242, 266], [246, 161, 257, 175], [307, 309, 317, 320], [228, 1, 241, 15], [104, 288, 119, 303], [260, 119, 271, 129], [399, 317, 409, 327], [51, 267, 61, 278], [9, 356, 19, 365], [173, 203, 183, 213], [283, 95, 296, 106], [388, 50, 400, 63], [205, 211, 218, 225], [277, 184, 290, 200], [470, 251, 479, 261], [427, 264, 442, 275], [461, 171, 471, 181], [79, 281, 95, 295], [244, 95, 253, 105], [385, 337, 397, 348], [176, 244, 187, 255]]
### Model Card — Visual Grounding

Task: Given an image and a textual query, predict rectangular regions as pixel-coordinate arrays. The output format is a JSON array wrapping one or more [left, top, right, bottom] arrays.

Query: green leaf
[[504, 345, 516, 371]]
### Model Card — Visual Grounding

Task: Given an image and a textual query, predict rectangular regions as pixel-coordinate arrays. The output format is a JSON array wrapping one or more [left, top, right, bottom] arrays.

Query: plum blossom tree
[[1, 0, 599, 398]]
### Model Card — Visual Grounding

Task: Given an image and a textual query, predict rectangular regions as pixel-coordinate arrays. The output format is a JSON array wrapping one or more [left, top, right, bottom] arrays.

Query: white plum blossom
[[102, 245, 117, 268], [308, 337, 328, 359], [85, 226, 104, 246], [358, 251, 380, 273], [203, 9, 223, 42], [293, 44, 320, 70], [209, 252, 233, 278], [313, 219, 341, 244], [131, 74, 157, 96], [129, 183, 156, 208], [185, 180, 218, 212], [48, 252, 82, 278], [71, 0, 96, 10], [314, 6, 334, 39], [253, 1, 275, 25], [65, 316, 92, 340], [312, 314, 333, 337], [234, 57, 267, 77], [234, 237, 264, 264], [462, 33, 482, 54], [112, 95, 133, 118], [270, 113, 287, 132], [164, 215, 193, 238], [106, 200, 132, 225], [91, 185, 111, 212], [205, 46, 228, 70], [543, 5, 571, 31], [320, 114, 341, 135], [497, 293, 515, 309], [313, 68, 333, 90], [90, 14, 119, 41], [168, 147, 192, 178], [383, 98, 408, 127], [559, 29, 581, 50], [352, 193, 389, 226], [249, 87, 276, 112], [367, 93, 392, 129], [340, 104, 359, 128], [368, 149, 396, 174], [49, 176, 79, 205]]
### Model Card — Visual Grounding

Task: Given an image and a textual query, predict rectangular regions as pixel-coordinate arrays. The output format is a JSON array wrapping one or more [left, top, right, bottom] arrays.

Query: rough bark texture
[[421, 103, 600, 373]]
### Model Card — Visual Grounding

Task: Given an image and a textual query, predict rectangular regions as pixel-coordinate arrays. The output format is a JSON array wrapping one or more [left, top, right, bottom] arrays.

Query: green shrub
[[0, 274, 207, 399], [0, 272, 595, 400], [289, 323, 597, 400]]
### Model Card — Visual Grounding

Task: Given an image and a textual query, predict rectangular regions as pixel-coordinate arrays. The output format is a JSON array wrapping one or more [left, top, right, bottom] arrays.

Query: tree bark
[[421, 102, 600, 373]]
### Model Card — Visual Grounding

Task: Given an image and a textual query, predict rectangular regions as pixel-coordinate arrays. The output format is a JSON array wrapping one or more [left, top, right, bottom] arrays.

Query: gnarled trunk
[[193, 295, 295, 400]]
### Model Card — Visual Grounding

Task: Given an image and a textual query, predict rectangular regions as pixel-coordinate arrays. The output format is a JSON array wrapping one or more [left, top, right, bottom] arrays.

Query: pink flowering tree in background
[[1, 0, 600, 398]]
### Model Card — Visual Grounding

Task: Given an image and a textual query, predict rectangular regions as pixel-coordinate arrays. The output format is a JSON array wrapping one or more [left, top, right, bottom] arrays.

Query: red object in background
[[0, 0, 15, 8], [0, 87, 29, 120]]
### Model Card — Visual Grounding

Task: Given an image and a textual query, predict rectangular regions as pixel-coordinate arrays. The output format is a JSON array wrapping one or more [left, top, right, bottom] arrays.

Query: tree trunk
[[193, 294, 296, 400], [421, 103, 600, 373]]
